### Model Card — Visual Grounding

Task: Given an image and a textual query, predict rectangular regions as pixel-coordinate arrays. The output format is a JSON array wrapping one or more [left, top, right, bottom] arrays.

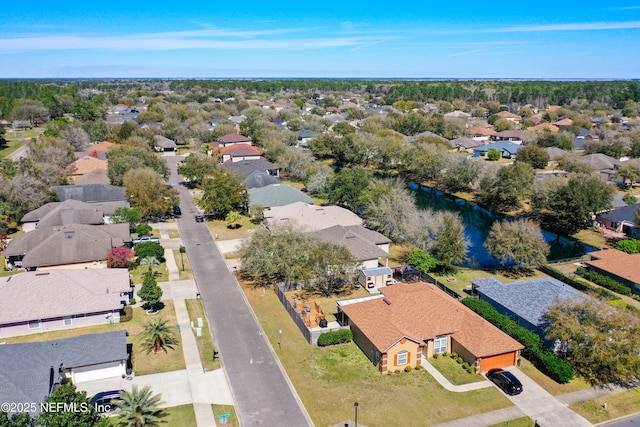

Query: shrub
[[105, 246, 136, 268], [134, 242, 165, 263], [414, 364, 423, 370], [129, 297, 136, 305], [456, 357, 463, 364], [120, 306, 133, 322], [404, 365, 413, 372], [450, 352, 458, 359], [539, 265, 616, 299], [576, 268, 632, 296], [465, 366, 474, 373], [462, 362, 470, 369], [442, 352, 449, 357], [317, 329, 353, 347], [433, 353, 440, 359], [613, 239, 640, 254], [136, 223, 152, 236], [462, 297, 574, 383]]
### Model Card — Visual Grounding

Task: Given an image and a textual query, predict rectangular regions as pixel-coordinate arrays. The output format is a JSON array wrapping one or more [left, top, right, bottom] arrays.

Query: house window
[[434, 336, 447, 354], [396, 351, 408, 366], [28, 320, 41, 329], [63, 316, 72, 326]]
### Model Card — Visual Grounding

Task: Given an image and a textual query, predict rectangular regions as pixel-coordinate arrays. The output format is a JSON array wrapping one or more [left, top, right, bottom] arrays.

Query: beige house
[[264, 202, 363, 232], [0, 269, 131, 339], [338, 281, 523, 374], [66, 156, 108, 181]]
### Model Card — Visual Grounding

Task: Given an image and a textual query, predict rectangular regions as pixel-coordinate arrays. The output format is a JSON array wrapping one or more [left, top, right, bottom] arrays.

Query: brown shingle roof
[[341, 281, 523, 356], [467, 126, 497, 136], [218, 133, 252, 144], [528, 123, 560, 133], [66, 156, 108, 176], [82, 141, 114, 153], [587, 250, 640, 284]]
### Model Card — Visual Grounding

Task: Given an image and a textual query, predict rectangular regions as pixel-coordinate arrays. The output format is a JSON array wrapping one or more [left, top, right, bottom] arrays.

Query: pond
[[411, 184, 593, 268]]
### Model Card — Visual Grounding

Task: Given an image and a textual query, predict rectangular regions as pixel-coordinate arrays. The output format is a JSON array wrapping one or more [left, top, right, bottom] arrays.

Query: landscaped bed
[[428, 354, 485, 385], [240, 280, 514, 427]]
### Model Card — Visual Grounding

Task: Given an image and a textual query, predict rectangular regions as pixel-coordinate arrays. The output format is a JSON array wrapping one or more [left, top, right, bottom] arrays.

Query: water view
[[411, 184, 591, 268]]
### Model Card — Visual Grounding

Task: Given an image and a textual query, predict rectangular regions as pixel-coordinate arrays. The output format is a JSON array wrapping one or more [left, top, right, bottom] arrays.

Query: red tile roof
[[219, 145, 263, 156], [341, 281, 523, 357]]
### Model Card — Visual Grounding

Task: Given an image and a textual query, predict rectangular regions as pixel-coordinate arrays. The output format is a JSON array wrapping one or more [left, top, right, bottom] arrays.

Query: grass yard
[[0, 302, 185, 376], [240, 280, 514, 427], [0, 138, 25, 158], [185, 298, 220, 371], [572, 229, 609, 250], [129, 263, 169, 284], [488, 417, 535, 427], [430, 267, 548, 297], [207, 216, 262, 241], [173, 249, 193, 280], [569, 388, 640, 424], [212, 404, 239, 427], [517, 358, 590, 396], [109, 404, 196, 427], [280, 178, 329, 205], [168, 229, 181, 239], [429, 355, 485, 385]]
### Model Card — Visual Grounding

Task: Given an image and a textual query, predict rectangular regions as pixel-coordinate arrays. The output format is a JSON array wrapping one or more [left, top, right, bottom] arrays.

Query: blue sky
[[1, 1, 639, 79]]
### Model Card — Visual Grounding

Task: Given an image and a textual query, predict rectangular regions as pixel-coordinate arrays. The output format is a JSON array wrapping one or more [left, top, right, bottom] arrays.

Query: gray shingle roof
[[243, 171, 281, 189], [221, 158, 279, 177], [0, 269, 131, 324], [311, 225, 388, 262], [21, 200, 104, 226], [264, 202, 362, 232], [0, 331, 127, 411], [597, 203, 639, 225], [52, 184, 127, 203], [248, 184, 314, 207], [472, 277, 585, 328]]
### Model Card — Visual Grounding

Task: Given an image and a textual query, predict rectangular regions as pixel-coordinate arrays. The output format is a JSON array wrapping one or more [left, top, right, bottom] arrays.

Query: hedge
[[576, 267, 632, 296], [462, 298, 574, 383], [317, 329, 353, 347], [538, 265, 616, 299]]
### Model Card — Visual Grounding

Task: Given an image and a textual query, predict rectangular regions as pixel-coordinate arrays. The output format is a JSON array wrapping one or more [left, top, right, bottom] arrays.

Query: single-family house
[[338, 281, 524, 374], [52, 183, 128, 204], [20, 199, 106, 232], [586, 249, 640, 294], [495, 111, 522, 124], [493, 130, 525, 143], [74, 169, 111, 185], [0, 269, 132, 338], [248, 183, 314, 208], [444, 110, 471, 119], [555, 118, 574, 127], [219, 144, 263, 163], [473, 141, 522, 158], [467, 126, 497, 141], [597, 204, 639, 238], [243, 170, 281, 189], [472, 277, 587, 340], [153, 135, 177, 152], [448, 136, 484, 152], [80, 141, 115, 160], [311, 224, 390, 269], [264, 202, 362, 232], [222, 158, 280, 177], [543, 147, 569, 162], [581, 153, 620, 180], [0, 331, 128, 412], [217, 133, 252, 147], [66, 156, 108, 181], [527, 123, 560, 133], [296, 129, 317, 148], [4, 223, 131, 270]]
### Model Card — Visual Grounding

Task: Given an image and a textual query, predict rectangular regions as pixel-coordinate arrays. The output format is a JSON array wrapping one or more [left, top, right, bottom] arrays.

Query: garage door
[[479, 352, 516, 372], [71, 362, 124, 383]]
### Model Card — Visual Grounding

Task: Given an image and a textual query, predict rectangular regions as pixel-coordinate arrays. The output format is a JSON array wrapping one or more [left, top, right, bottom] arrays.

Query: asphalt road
[[165, 155, 312, 427]]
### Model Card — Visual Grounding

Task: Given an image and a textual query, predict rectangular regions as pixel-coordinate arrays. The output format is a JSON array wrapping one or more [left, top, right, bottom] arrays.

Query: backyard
[[239, 279, 514, 427]]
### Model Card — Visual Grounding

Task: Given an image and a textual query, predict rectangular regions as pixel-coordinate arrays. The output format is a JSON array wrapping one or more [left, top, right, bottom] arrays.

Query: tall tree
[[177, 152, 217, 184], [11, 100, 50, 126], [123, 167, 178, 220], [112, 385, 168, 427], [140, 318, 179, 354], [198, 168, 248, 217], [484, 219, 550, 271], [326, 167, 372, 212], [138, 270, 163, 312], [478, 162, 535, 211], [516, 145, 550, 169], [542, 298, 640, 385], [440, 155, 480, 192], [107, 145, 169, 186], [37, 383, 109, 427], [431, 212, 469, 268]]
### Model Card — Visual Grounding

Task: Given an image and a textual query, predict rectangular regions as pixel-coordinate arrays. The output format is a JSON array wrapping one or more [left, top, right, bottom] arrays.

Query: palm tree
[[139, 256, 160, 272], [140, 318, 179, 354], [112, 385, 167, 427], [225, 210, 242, 229]]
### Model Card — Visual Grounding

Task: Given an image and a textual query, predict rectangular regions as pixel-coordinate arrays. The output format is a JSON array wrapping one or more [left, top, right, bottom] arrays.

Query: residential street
[[165, 154, 313, 427]]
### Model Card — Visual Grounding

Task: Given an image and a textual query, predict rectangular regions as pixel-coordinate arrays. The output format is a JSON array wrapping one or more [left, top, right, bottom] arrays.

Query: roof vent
[[383, 297, 392, 305], [64, 231, 75, 239]]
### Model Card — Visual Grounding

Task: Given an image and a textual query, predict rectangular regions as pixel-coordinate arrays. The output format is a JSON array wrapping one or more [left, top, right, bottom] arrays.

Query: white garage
[[70, 360, 127, 383]]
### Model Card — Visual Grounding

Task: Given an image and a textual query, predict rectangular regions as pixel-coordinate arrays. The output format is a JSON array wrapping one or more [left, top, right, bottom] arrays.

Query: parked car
[[195, 214, 204, 222], [487, 368, 523, 395], [173, 205, 182, 216], [90, 390, 123, 413], [132, 235, 160, 245]]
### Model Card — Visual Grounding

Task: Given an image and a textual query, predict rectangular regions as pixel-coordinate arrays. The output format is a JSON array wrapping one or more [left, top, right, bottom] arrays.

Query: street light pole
[[354, 402, 359, 427], [278, 329, 282, 351]]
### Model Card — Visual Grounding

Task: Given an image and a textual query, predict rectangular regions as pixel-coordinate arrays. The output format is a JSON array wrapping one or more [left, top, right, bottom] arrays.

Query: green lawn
[[168, 229, 181, 239], [173, 249, 194, 280], [570, 388, 640, 424], [1, 302, 185, 376], [430, 267, 548, 297], [240, 280, 514, 427], [109, 404, 196, 427], [518, 358, 590, 396], [429, 355, 485, 385], [488, 418, 535, 427], [129, 263, 169, 284], [207, 215, 262, 240], [0, 138, 25, 158], [185, 298, 220, 371], [212, 404, 239, 427]]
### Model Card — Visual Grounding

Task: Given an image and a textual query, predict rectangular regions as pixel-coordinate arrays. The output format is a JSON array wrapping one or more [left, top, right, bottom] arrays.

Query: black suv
[[487, 368, 523, 395], [173, 205, 182, 216]]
